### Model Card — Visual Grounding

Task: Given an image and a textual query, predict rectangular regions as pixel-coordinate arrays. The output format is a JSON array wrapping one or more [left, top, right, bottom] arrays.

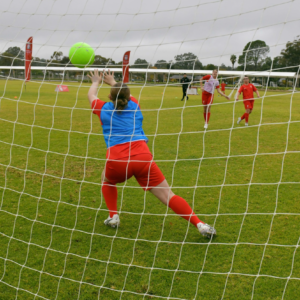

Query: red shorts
[[202, 91, 214, 105], [104, 153, 165, 191], [244, 100, 254, 110]]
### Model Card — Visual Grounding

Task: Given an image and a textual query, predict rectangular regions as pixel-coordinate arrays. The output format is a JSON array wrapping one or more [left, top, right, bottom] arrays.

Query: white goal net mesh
[[0, 0, 300, 299]]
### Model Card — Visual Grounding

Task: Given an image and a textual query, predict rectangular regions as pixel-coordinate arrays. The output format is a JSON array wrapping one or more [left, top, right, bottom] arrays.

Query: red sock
[[241, 113, 246, 120], [102, 182, 118, 217], [206, 112, 211, 123], [168, 195, 203, 227], [203, 113, 206, 121], [245, 113, 249, 123]]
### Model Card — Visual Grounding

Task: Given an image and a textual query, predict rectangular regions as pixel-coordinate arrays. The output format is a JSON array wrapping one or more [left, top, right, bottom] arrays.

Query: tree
[[6, 47, 24, 59], [31, 57, 47, 67], [60, 56, 71, 65], [258, 56, 286, 72], [238, 40, 270, 71], [259, 56, 272, 71], [280, 36, 300, 72], [219, 63, 226, 71], [51, 51, 63, 61], [93, 55, 115, 67], [154, 60, 171, 69], [205, 64, 218, 70], [230, 54, 237, 70], [0, 46, 24, 66], [219, 63, 232, 71], [133, 58, 150, 68], [273, 56, 286, 71], [0, 52, 14, 66], [173, 52, 203, 70]]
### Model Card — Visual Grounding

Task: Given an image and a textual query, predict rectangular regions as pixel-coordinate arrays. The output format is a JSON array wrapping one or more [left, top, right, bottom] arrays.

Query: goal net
[[0, 0, 300, 299]]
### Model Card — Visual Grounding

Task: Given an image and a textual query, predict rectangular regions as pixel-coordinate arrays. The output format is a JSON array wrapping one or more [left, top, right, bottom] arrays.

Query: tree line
[[230, 37, 300, 72], [0, 37, 299, 72]]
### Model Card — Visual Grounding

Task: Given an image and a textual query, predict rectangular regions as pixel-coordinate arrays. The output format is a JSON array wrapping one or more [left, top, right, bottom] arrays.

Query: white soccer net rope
[[0, 0, 300, 299]]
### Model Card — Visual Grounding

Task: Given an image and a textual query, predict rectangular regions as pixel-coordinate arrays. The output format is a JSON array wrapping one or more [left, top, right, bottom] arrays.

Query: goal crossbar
[[0, 66, 297, 78]]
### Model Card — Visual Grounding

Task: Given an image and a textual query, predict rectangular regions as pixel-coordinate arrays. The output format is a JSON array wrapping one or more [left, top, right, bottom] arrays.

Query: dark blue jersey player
[[180, 73, 191, 101]]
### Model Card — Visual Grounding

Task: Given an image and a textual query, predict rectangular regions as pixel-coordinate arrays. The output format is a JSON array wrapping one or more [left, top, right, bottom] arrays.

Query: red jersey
[[221, 82, 226, 91], [238, 84, 257, 100]]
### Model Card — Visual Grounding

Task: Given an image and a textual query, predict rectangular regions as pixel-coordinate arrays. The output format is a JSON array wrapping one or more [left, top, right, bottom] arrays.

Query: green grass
[[0, 79, 300, 299]]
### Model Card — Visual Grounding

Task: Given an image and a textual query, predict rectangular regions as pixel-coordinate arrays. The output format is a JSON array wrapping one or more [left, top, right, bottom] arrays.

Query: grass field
[[0, 79, 300, 300]]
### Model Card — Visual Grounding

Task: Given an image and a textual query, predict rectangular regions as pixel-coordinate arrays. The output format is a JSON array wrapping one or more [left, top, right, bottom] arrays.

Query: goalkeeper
[[87, 69, 216, 238]]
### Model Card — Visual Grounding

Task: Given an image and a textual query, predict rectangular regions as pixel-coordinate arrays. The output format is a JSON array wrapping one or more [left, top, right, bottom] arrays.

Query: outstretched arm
[[255, 90, 260, 99], [236, 91, 241, 101], [87, 69, 103, 106], [217, 88, 230, 100], [87, 69, 117, 106]]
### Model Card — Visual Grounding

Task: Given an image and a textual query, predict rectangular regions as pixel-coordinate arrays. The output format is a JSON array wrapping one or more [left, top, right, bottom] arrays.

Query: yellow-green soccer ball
[[69, 42, 95, 68]]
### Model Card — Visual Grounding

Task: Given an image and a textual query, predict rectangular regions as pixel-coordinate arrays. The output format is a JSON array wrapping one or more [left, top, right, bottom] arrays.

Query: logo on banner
[[124, 55, 128, 61], [27, 44, 31, 50], [55, 85, 69, 92]]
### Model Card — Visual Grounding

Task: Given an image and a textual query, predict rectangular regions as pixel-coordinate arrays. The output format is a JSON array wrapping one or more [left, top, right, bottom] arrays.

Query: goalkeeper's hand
[[103, 70, 117, 86], [87, 69, 102, 85]]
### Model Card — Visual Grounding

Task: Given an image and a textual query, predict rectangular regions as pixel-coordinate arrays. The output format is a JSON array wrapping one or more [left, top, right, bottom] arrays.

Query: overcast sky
[[0, 0, 299, 67]]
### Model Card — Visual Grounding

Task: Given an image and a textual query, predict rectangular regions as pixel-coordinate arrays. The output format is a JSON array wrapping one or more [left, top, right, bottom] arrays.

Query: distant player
[[180, 73, 191, 101], [200, 69, 230, 129], [221, 82, 227, 94], [236, 76, 260, 126], [87, 69, 216, 238]]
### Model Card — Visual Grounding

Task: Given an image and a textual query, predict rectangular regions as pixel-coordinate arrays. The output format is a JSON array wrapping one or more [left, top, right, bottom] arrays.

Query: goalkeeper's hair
[[110, 82, 130, 111]]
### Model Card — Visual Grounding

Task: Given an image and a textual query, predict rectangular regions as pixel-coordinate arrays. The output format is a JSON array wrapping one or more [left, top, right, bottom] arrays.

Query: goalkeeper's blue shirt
[[91, 96, 148, 155]]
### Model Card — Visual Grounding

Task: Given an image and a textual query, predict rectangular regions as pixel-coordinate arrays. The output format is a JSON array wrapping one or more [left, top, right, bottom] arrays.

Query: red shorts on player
[[202, 91, 214, 105], [244, 100, 254, 110], [104, 153, 165, 191]]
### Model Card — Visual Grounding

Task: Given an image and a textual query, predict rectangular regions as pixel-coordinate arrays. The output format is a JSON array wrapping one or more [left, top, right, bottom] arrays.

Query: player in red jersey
[[221, 82, 227, 94], [236, 76, 260, 126], [87, 69, 216, 238], [200, 69, 230, 129]]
